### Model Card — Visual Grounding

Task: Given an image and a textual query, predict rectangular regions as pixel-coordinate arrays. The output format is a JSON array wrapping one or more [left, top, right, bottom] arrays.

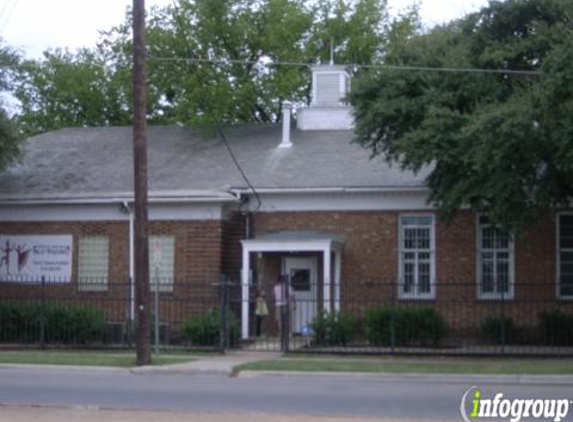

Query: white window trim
[[398, 213, 436, 300], [556, 212, 573, 300], [476, 215, 515, 301]]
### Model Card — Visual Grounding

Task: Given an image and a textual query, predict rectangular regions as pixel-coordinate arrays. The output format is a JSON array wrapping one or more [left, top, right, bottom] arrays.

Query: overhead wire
[[216, 125, 262, 212], [0, 0, 18, 35], [146, 55, 541, 76]]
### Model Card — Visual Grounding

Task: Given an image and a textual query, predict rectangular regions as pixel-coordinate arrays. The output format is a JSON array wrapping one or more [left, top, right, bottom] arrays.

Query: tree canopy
[[14, 0, 388, 135], [349, 0, 573, 232], [0, 41, 21, 171]]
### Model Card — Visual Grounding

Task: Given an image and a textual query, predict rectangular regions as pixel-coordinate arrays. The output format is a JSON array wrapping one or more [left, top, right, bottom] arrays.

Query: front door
[[283, 257, 317, 334]]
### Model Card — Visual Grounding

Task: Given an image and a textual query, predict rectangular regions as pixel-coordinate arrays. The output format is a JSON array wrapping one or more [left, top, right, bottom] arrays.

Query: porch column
[[334, 249, 341, 312], [241, 247, 250, 340], [323, 247, 331, 313]]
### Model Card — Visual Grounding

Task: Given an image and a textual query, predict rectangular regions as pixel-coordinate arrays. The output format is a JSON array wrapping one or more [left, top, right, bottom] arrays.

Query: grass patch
[[0, 350, 196, 367], [235, 357, 573, 375]]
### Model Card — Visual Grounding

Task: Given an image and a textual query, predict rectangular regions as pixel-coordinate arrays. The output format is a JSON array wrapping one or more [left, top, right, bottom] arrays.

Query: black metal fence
[[0, 276, 225, 352], [1, 276, 573, 356], [234, 279, 573, 357]]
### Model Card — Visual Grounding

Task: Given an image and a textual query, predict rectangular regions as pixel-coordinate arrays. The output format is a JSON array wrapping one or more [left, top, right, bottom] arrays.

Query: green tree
[[0, 41, 21, 170], [15, 0, 388, 133], [14, 48, 132, 135], [350, 0, 573, 232]]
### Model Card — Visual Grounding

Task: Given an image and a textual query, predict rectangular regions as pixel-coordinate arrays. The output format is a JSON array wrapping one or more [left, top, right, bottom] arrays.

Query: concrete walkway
[[133, 351, 281, 376]]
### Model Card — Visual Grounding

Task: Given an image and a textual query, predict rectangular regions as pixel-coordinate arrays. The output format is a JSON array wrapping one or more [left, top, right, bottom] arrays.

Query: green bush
[[310, 311, 357, 346], [0, 302, 39, 342], [0, 302, 106, 344], [479, 317, 515, 344], [365, 306, 446, 347], [538, 309, 573, 346], [181, 309, 240, 347]]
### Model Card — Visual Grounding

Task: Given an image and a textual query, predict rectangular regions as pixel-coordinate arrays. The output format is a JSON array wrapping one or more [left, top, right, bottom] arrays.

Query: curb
[[0, 363, 127, 374], [130, 365, 232, 376], [235, 370, 573, 385]]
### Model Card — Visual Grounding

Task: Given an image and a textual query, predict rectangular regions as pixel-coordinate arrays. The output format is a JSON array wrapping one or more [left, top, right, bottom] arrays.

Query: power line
[[0, 1, 11, 23], [216, 125, 262, 212], [0, 0, 18, 35], [147, 55, 541, 76]]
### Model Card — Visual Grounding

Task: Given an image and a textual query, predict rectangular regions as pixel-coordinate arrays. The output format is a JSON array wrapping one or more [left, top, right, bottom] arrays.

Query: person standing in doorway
[[274, 276, 295, 336], [255, 289, 268, 337]]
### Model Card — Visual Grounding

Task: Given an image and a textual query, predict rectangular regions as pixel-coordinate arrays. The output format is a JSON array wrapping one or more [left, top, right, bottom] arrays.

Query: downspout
[[121, 201, 135, 322], [241, 196, 252, 340]]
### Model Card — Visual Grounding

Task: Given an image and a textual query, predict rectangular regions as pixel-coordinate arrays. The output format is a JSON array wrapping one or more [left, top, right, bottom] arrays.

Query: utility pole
[[133, 0, 151, 366]]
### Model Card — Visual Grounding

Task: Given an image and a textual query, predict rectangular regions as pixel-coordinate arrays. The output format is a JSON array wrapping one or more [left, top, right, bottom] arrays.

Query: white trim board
[[244, 190, 434, 212], [0, 203, 226, 222]]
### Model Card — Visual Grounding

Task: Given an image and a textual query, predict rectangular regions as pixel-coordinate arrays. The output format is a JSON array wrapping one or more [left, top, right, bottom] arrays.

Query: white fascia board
[[0, 195, 238, 206], [233, 188, 434, 212], [241, 239, 338, 253], [0, 202, 227, 222], [0, 189, 239, 206]]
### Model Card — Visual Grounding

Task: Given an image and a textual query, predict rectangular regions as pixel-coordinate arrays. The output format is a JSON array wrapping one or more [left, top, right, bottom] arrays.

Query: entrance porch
[[240, 231, 343, 340]]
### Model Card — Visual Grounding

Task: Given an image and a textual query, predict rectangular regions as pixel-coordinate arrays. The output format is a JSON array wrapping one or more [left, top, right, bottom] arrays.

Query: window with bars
[[78, 236, 109, 292], [558, 214, 573, 299], [477, 216, 514, 300], [399, 215, 435, 299], [149, 235, 174, 293]]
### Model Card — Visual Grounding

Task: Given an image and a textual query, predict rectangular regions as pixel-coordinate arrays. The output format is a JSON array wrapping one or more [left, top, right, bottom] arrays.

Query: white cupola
[[297, 64, 354, 131]]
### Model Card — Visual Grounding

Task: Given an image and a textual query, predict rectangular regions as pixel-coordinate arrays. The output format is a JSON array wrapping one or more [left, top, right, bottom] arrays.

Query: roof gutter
[[229, 186, 429, 195], [0, 194, 239, 206]]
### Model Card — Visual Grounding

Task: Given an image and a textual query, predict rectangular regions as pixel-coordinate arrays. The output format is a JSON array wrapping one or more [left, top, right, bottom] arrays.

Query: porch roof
[[241, 231, 343, 252]]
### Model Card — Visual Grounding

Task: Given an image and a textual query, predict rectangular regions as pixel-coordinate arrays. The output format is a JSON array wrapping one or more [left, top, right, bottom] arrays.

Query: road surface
[[0, 367, 571, 420]]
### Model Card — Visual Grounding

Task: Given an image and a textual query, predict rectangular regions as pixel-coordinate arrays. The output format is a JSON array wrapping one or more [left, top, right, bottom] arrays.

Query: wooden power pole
[[133, 0, 151, 366]]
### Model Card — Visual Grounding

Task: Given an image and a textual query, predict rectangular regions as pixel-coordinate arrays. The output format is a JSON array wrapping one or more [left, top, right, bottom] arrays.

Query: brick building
[[0, 65, 571, 344]]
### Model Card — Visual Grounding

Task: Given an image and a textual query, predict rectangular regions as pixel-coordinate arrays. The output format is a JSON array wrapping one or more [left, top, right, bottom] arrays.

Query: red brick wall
[[249, 210, 568, 330], [0, 220, 224, 323], [0, 210, 569, 332], [0, 220, 224, 284]]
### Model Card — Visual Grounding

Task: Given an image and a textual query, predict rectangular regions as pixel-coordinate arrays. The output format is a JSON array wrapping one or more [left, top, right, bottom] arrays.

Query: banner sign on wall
[[0, 235, 72, 282]]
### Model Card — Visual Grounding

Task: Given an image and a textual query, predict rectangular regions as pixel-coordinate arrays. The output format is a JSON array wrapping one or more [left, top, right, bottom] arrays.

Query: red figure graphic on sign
[[0, 241, 11, 274], [15, 244, 31, 273]]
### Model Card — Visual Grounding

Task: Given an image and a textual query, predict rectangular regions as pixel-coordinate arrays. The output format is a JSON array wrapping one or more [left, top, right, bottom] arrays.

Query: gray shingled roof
[[0, 124, 428, 201]]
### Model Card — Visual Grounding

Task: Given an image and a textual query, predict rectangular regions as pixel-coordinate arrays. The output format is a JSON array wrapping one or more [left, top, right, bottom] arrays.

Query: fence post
[[127, 276, 134, 348], [500, 285, 506, 356], [154, 267, 160, 355], [219, 274, 229, 354], [281, 275, 290, 354], [390, 278, 396, 355], [39, 276, 46, 350]]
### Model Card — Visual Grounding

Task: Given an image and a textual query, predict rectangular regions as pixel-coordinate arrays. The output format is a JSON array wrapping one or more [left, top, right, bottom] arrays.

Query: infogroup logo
[[460, 387, 571, 422]]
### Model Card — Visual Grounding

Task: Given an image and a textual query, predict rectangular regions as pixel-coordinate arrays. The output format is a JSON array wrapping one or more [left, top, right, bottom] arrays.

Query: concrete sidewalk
[[132, 351, 281, 376], [3, 351, 573, 386]]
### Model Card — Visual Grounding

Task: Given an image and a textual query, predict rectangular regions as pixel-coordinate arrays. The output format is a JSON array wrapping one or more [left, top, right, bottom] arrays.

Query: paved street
[[0, 406, 434, 422], [1, 366, 572, 421]]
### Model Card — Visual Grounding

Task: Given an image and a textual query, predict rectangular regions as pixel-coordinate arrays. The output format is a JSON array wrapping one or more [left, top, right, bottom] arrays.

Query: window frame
[[476, 215, 515, 301], [556, 212, 573, 300], [77, 235, 109, 292], [398, 214, 436, 300]]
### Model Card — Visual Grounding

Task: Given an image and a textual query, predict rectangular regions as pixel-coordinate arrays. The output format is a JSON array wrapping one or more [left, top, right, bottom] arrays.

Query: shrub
[[0, 302, 106, 344], [365, 306, 446, 347], [479, 317, 516, 344], [181, 309, 240, 347], [538, 309, 573, 346], [310, 311, 357, 346]]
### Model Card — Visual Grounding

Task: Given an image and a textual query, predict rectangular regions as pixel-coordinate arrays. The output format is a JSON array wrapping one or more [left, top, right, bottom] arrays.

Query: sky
[[0, 0, 489, 59]]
